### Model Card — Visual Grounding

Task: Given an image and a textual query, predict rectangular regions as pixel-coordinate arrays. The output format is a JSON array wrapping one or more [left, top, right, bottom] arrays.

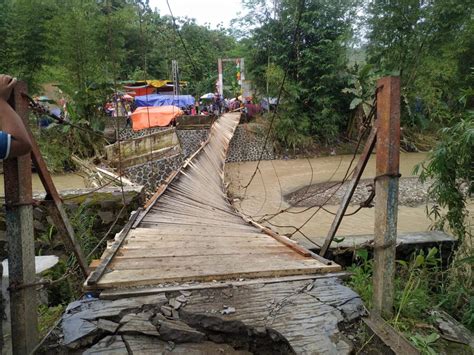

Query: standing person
[[0, 75, 32, 159], [194, 98, 199, 115]]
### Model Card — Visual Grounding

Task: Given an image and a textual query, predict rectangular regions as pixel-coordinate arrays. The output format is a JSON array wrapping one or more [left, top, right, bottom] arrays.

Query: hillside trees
[[0, 0, 239, 97], [240, 0, 357, 146], [366, 0, 474, 130]]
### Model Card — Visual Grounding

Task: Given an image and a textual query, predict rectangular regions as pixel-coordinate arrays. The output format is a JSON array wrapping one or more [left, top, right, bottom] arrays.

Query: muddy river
[[225, 152, 471, 248], [0, 173, 86, 196]]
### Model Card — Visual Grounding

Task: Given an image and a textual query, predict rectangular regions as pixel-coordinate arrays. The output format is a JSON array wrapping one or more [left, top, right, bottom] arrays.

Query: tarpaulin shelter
[[123, 80, 188, 96], [123, 84, 155, 97], [135, 94, 195, 108], [131, 106, 183, 131]]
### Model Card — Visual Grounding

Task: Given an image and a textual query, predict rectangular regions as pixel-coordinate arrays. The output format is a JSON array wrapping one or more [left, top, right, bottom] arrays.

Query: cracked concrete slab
[[56, 277, 364, 354]]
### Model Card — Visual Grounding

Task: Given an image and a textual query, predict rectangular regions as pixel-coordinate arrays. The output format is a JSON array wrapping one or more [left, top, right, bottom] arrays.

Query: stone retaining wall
[[176, 129, 210, 158], [118, 123, 274, 196], [118, 126, 167, 141], [226, 124, 274, 162], [122, 153, 183, 194]]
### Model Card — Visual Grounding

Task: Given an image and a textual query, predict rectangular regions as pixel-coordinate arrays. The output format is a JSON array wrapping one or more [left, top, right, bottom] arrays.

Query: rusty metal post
[[3, 81, 38, 353], [27, 123, 89, 277], [372, 76, 401, 318]]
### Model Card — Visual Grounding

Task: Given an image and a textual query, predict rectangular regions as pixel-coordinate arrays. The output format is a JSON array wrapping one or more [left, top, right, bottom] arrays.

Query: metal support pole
[[4, 81, 38, 354], [319, 127, 377, 257], [217, 58, 223, 98], [372, 76, 401, 318]]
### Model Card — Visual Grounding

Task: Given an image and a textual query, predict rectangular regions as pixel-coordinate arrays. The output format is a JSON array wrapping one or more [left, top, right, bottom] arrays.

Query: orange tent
[[131, 106, 184, 131]]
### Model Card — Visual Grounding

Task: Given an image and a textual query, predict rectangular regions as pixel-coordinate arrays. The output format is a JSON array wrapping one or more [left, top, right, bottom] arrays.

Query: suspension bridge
[[85, 112, 340, 292]]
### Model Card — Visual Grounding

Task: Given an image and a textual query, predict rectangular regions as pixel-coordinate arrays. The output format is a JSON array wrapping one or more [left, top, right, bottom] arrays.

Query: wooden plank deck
[[85, 113, 340, 291]]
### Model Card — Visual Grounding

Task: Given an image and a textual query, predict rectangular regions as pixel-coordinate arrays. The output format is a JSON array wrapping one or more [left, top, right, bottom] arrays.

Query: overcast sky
[[149, 0, 244, 28]]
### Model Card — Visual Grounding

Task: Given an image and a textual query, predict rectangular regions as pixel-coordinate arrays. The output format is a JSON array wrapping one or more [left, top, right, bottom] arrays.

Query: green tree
[[240, 0, 356, 146], [0, 0, 56, 91], [366, 0, 474, 130]]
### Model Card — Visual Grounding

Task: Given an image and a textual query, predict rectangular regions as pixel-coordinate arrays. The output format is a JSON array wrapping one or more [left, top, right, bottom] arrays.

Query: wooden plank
[[136, 223, 257, 233], [85, 208, 142, 286], [319, 126, 377, 257], [363, 315, 419, 355], [141, 215, 248, 227], [125, 234, 282, 243], [121, 239, 283, 250], [99, 272, 351, 299], [115, 245, 293, 258], [107, 252, 337, 273], [95, 261, 341, 288], [127, 231, 271, 239]]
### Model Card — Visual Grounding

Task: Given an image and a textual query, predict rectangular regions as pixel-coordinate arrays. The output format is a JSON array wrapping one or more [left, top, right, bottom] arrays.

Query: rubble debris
[[82, 335, 128, 355], [152, 313, 206, 343]]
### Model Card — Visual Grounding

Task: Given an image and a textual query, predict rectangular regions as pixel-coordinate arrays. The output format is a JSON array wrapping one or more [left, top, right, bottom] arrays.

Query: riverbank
[[286, 176, 433, 208]]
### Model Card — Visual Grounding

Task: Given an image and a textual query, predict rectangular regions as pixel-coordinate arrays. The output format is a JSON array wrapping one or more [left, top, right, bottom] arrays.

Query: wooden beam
[[372, 76, 401, 318], [24, 110, 89, 277], [85, 208, 142, 286], [99, 272, 351, 300], [363, 315, 419, 355], [4, 81, 38, 354], [319, 127, 377, 257]]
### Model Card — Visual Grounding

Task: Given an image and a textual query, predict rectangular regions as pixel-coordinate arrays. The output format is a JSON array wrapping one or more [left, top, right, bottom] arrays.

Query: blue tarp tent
[[135, 94, 195, 108]]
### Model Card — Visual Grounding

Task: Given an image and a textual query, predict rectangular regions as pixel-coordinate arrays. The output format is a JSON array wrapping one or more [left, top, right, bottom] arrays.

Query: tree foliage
[[366, 0, 474, 129], [0, 0, 239, 97], [238, 0, 356, 146]]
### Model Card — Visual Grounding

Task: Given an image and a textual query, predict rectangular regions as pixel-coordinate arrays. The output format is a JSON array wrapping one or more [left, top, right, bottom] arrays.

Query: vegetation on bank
[[349, 112, 473, 352]]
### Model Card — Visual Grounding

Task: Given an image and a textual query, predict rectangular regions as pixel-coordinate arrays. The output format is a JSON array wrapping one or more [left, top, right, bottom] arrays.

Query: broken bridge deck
[[85, 112, 340, 291]]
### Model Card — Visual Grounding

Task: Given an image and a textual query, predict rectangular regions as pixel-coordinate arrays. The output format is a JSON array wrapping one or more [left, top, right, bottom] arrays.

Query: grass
[[35, 204, 105, 341], [347, 245, 474, 354], [38, 304, 64, 338]]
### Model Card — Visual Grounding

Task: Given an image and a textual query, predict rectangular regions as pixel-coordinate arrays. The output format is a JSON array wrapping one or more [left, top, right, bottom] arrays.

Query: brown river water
[[0, 173, 86, 195], [225, 152, 472, 248], [1, 153, 470, 247]]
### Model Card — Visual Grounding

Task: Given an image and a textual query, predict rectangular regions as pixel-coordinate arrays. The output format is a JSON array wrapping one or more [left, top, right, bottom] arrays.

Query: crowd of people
[[183, 93, 255, 117], [34, 90, 262, 130]]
